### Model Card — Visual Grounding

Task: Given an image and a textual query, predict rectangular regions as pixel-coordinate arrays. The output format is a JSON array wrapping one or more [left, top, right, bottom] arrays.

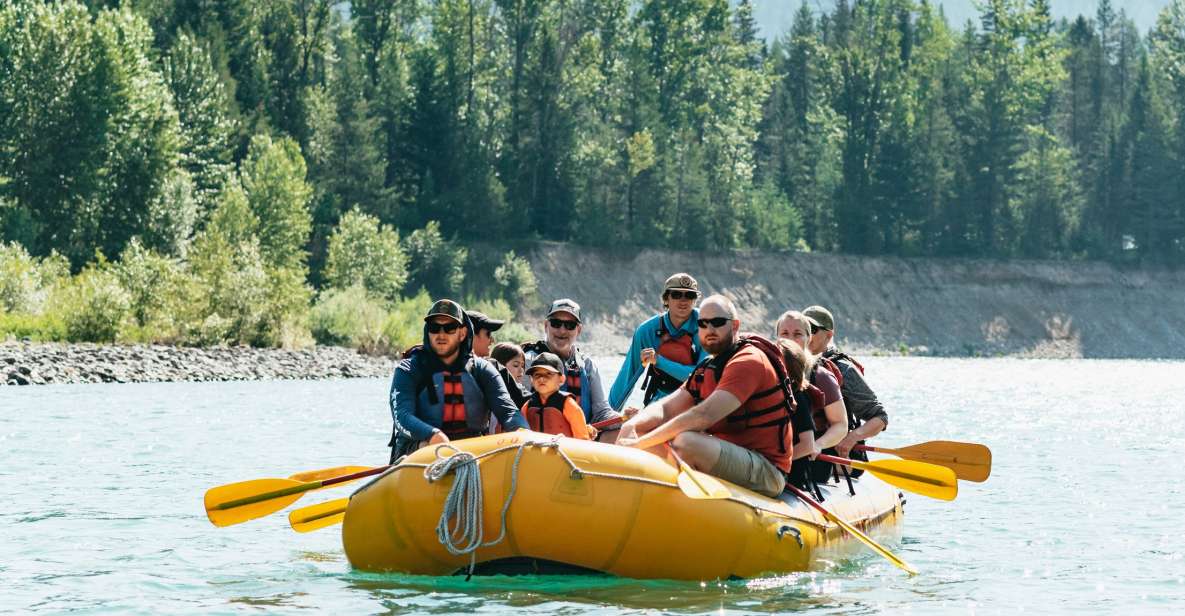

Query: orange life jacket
[[523, 391, 579, 438], [685, 335, 796, 472]]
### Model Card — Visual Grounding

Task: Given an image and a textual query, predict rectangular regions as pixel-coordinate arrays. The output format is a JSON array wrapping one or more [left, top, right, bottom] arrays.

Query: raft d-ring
[[569, 468, 584, 480], [777, 525, 803, 548]]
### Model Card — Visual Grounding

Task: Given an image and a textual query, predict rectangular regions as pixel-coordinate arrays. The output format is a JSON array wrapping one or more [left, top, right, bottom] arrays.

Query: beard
[[702, 330, 735, 356], [431, 336, 463, 359]]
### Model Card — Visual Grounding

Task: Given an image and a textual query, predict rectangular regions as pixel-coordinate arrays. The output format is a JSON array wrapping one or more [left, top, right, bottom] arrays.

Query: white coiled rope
[[423, 441, 537, 577]]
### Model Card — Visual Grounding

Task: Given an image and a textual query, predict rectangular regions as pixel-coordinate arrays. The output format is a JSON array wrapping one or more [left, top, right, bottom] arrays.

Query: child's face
[[530, 370, 564, 396], [505, 355, 525, 380]]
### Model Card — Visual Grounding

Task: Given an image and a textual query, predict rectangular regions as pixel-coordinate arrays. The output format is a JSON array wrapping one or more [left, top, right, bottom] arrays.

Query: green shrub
[[257, 266, 313, 348], [493, 250, 538, 309], [0, 311, 66, 341], [382, 290, 434, 354], [113, 238, 185, 338], [310, 284, 389, 352], [184, 232, 269, 345], [403, 221, 466, 297], [48, 265, 131, 342], [324, 209, 407, 303], [0, 242, 68, 313]]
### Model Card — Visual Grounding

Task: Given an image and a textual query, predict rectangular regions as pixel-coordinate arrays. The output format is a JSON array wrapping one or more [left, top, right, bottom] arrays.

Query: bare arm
[[619, 389, 741, 450], [836, 416, 887, 457], [618, 388, 693, 440], [815, 399, 849, 450]]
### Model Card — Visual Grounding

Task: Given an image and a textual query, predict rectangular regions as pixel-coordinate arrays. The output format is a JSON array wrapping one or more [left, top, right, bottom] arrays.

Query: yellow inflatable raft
[[341, 431, 904, 580]]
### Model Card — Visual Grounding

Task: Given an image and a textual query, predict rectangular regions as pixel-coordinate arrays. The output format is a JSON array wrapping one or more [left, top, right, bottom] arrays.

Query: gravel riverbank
[[0, 341, 396, 386]]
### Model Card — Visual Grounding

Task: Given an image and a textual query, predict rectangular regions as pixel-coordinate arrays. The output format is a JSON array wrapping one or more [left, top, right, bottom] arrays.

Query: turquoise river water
[[3, 357, 1184, 614]]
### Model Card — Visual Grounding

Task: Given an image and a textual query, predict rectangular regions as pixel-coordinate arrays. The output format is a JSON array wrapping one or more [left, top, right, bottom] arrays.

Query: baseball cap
[[663, 273, 699, 293], [526, 352, 564, 376], [467, 311, 504, 332], [546, 298, 582, 323], [425, 299, 465, 324], [802, 305, 835, 332]]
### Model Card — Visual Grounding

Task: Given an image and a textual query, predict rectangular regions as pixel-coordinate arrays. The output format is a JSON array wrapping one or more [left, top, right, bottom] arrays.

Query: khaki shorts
[[710, 438, 786, 497]]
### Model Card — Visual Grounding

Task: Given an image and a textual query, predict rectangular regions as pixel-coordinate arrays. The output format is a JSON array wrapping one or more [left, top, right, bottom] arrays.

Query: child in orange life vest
[[524, 352, 597, 439]]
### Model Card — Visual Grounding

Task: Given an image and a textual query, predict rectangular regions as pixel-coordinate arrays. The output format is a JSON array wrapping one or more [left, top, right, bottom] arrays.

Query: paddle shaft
[[214, 465, 389, 510], [591, 416, 624, 430], [817, 453, 949, 488], [785, 483, 917, 575]]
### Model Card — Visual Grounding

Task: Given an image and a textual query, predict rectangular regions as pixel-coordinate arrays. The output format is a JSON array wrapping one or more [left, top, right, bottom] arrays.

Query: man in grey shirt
[[522, 298, 621, 442], [803, 305, 889, 459]]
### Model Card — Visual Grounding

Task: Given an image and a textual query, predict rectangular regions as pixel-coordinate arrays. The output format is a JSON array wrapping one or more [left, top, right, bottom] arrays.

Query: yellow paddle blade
[[204, 478, 307, 527], [675, 469, 732, 499], [288, 466, 373, 485], [886, 441, 992, 483], [849, 458, 958, 501], [289, 498, 349, 533]]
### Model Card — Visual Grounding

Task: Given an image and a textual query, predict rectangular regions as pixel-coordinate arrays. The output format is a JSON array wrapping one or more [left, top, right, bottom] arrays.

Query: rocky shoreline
[[0, 341, 397, 386]]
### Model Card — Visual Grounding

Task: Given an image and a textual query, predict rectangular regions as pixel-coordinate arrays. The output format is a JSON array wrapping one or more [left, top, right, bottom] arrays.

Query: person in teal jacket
[[608, 273, 708, 412]]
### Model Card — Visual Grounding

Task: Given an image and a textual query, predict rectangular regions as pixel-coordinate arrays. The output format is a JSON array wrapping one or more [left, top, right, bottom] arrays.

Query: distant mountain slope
[[752, 0, 1171, 40]]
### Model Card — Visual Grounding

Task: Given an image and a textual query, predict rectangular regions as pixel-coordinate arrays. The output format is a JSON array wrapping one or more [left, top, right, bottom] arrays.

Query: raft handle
[[777, 525, 803, 548]]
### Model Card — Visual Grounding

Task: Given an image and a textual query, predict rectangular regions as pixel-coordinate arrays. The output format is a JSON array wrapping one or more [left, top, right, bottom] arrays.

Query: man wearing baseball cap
[[467, 309, 530, 409], [609, 273, 707, 413], [521, 298, 621, 441], [387, 299, 528, 462], [803, 304, 889, 468], [466, 311, 504, 358]]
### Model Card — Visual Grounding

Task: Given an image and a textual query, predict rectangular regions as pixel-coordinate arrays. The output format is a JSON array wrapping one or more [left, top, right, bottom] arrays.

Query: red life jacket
[[524, 391, 578, 438], [440, 371, 468, 437], [656, 318, 695, 365], [685, 335, 797, 472]]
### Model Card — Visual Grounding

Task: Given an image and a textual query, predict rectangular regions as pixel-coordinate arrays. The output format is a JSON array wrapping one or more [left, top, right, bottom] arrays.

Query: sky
[[750, 0, 1173, 40]]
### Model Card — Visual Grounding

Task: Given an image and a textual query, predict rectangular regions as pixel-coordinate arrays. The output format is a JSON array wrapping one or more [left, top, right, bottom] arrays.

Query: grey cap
[[546, 298, 582, 323], [802, 305, 834, 331]]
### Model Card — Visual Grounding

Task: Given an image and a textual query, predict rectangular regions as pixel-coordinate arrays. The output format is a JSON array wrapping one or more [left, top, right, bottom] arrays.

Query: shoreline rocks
[[1, 341, 397, 386]]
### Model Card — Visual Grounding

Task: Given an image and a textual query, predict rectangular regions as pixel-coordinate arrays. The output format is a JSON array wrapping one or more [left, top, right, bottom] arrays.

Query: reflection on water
[[3, 358, 1185, 613]]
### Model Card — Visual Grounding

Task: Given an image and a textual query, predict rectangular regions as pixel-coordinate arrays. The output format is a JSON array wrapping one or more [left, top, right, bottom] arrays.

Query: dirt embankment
[[518, 243, 1185, 359]]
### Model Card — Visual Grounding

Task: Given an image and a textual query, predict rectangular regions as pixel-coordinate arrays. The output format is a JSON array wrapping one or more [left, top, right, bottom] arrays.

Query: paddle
[[785, 484, 917, 576], [665, 443, 731, 499], [288, 466, 374, 484], [816, 453, 957, 501], [204, 465, 389, 527], [289, 498, 350, 533], [855, 441, 992, 483]]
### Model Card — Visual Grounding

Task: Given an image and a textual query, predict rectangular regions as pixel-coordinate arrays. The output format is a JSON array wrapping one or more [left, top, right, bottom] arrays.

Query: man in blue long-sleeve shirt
[[388, 299, 527, 462], [608, 273, 707, 413]]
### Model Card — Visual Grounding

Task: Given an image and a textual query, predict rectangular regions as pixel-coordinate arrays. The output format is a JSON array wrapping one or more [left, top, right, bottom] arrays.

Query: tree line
[[3, 0, 1185, 283]]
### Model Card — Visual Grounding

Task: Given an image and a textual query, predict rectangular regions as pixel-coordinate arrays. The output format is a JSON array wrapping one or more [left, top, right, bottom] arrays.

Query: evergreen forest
[[2, 0, 1184, 348]]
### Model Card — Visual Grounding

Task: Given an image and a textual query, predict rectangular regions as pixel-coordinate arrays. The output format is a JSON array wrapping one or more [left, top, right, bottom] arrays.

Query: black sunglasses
[[667, 290, 698, 300], [427, 321, 462, 334], [697, 317, 732, 329], [548, 318, 579, 330]]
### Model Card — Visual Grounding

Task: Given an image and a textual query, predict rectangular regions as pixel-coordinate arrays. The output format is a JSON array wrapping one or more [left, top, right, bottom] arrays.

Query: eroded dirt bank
[[518, 243, 1185, 359]]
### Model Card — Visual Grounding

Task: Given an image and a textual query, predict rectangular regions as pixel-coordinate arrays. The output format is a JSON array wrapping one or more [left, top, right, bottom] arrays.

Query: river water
[[3, 357, 1183, 614]]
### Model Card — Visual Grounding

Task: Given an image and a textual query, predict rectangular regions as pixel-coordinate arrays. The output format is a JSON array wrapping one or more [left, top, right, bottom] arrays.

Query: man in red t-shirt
[[618, 295, 789, 497]]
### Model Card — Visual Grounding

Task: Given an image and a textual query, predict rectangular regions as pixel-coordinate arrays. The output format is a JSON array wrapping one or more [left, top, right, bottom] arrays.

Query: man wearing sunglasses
[[608, 273, 707, 413], [803, 305, 888, 468], [617, 295, 794, 498], [522, 299, 620, 441], [387, 299, 527, 462]]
